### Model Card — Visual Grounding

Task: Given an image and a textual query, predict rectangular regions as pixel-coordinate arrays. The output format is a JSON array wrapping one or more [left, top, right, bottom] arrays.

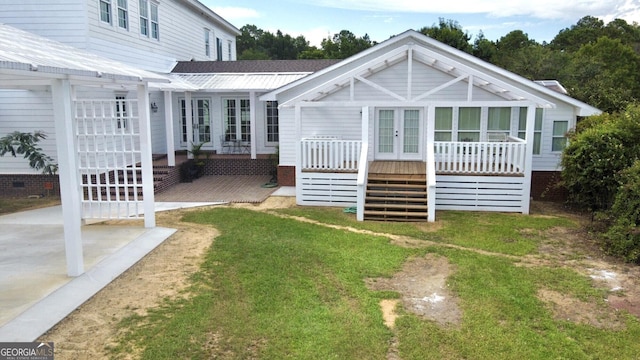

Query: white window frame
[[216, 38, 223, 61], [139, 0, 149, 36], [518, 107, 543, 155], [99, 0, 112, 24], [552, 120, 569, 152], [150, 2, 159, 40], [223, 98, 251, 142], [115, 94, 127, 129], [117, 0, 129, 30], [204, 29, 211, 57], [228, 40, 233, 60], [266, 101, 279, 145]]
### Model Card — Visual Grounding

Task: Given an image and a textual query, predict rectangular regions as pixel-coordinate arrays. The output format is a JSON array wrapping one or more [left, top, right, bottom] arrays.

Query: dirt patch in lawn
[[366, 253, 461, 328]]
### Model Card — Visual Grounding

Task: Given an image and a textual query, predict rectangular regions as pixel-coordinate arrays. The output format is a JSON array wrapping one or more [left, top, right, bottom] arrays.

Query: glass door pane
[[378, 110, 395, 154], [196, 99, 211, 144], [403, 110, 420, 154]]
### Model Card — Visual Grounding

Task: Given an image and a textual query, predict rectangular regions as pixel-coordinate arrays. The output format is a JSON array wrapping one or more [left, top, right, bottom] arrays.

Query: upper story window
[[216, 38, 223, 61], [150, 2, 159, 40], [138, 0, 159, 40], [204, 29, 211, 57], [117, 0, 128, 29], [228, 40, 232, 60], [139, 0, 148, 36], [100, 0, 112, 24]]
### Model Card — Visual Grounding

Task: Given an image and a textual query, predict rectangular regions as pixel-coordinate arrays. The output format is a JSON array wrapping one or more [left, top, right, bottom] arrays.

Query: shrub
[[604, 161, 640, 263], [561, 105, 640, 212]]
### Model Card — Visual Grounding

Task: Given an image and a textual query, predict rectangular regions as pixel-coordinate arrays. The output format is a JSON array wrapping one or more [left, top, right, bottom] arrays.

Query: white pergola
[[0, 24, 169, 276]]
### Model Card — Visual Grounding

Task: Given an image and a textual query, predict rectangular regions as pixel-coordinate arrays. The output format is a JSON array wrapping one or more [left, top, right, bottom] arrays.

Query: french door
[[180, 98, 212, 146], [375, 108, 423, 160]]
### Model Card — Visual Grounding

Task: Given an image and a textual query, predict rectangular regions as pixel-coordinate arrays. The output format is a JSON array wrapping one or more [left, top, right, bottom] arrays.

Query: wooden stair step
[[365, 203, 427, 210], [365, 196, 427, 203], [366, 189, 427, 196], [368, 176, 426, 182], [367, 183, 426, 189]]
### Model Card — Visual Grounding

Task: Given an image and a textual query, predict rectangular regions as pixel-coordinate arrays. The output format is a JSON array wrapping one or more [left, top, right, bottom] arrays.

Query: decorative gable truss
[[280, 43, 555, 109]]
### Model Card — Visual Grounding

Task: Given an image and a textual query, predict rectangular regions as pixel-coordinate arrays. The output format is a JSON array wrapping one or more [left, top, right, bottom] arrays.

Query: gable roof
[[172, 60, 341, 73], [0, 23, 168, 88], [261, 30, 601, 117]]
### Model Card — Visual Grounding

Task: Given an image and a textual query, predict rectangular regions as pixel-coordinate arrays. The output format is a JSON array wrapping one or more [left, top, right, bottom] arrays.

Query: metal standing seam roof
[[0, 23, 168, 84], [173, 72, 312, 91]]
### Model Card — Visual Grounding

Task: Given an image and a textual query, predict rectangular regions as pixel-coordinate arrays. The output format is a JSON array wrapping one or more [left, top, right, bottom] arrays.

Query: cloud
[[307, 0, 638, 21], [211, 6, 261, 21]]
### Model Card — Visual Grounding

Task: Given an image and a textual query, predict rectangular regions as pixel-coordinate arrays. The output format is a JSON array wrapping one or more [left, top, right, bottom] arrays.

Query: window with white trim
[[116, 95, 127, 129], [216, 38, 223, 61], [117, 0, 128, 29], [150, 2, 159, 40], [487, 107, 511, 140], [518, 108, 543, 155], [458, 107, 481, 142], [266, 101, 279, 143], [434, 107, 453, 141], [139, 0, 149, 36], [552, 120, 569, 152], [228, 40, 233, 60], [100, 0, 112, 24], [223, 99, 250, 141], [204, 29, 211, 57]]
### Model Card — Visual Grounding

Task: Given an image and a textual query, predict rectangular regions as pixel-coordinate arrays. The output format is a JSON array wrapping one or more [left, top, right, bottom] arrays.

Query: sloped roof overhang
[[0, 23, 169, 90]]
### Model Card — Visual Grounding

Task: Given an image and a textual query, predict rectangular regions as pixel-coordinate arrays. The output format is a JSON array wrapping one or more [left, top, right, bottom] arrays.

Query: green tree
[[0, 131, 57, 174], [562, 36, 640, 113], [550, 15, 605, 52], [321, 30, 373, 59], [419, 18, 471, 53], [472, 31, 497, 62]]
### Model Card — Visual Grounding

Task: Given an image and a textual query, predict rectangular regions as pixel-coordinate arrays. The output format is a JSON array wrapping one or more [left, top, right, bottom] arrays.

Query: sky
[[201, 0, 640, 47]]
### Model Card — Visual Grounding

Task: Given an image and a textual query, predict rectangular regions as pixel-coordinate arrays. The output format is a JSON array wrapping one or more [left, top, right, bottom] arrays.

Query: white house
[[260, 30, 601, 221], [1, 3, 601, 224]]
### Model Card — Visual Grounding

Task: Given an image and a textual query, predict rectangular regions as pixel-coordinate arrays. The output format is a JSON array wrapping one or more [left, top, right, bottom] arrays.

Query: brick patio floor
[[154, 175, 278, 203]]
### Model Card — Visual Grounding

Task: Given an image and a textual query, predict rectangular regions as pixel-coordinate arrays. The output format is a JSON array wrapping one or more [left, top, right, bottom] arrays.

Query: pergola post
[[163, 90, 175, 167], [522, 105, 536, 214], [137, 84, 156, 228], [51, 79, 84, 277], [249, 91, 257, 159], [185, 91, 193, 159]]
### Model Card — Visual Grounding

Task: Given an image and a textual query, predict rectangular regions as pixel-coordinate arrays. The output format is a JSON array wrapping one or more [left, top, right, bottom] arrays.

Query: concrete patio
[[0, 175, 287, 342]]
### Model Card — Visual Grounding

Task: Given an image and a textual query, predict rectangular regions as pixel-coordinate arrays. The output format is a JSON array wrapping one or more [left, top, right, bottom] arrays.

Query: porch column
[[250, 91, 257, 159], [185, 92, 193, 159], [522, 105, 536, 214], [51, 79, 83, 277], [137, 84, 156, 228], [163, 90, 175, 167], [295, 104, 302, 204]]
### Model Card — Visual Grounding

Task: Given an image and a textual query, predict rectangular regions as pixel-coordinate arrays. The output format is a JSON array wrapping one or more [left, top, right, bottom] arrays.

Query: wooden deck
[[369, 161, 426, 175]]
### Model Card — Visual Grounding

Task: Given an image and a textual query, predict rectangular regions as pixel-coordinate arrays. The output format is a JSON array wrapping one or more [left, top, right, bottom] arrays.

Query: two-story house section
[[0, 0, 240, 177], [0, 0, 240, 72]]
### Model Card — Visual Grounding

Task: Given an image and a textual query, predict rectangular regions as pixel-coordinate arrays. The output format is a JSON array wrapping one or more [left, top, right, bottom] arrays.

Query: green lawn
[[110, 206, 640, 359]]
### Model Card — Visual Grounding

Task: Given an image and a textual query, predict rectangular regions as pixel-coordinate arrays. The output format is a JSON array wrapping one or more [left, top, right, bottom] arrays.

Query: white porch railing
[[434, 137, 526, 175], [300, 138, 362, 171]]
